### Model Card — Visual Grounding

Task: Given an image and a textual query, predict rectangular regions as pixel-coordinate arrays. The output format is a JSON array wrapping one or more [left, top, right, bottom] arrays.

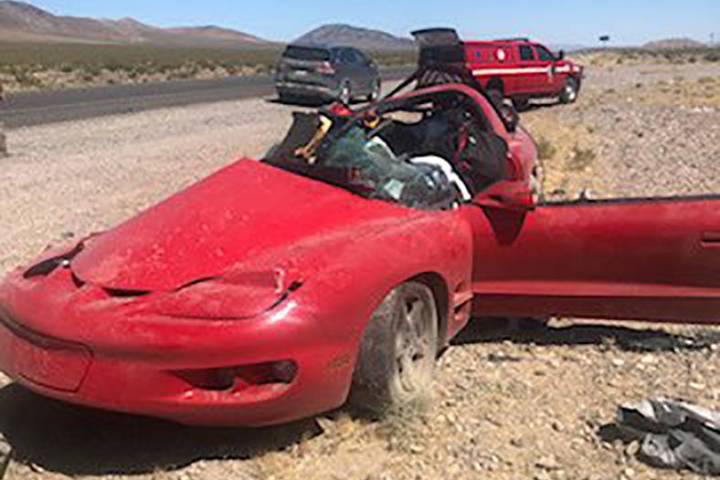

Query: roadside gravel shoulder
[[0, 97, 295, 276]]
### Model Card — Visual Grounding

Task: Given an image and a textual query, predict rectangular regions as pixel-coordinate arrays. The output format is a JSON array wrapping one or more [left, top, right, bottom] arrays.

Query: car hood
[[72, 159, 413, 292]]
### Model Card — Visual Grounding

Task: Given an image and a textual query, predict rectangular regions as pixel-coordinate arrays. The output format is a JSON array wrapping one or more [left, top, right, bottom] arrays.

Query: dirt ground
[[1, 62, 720, 480]]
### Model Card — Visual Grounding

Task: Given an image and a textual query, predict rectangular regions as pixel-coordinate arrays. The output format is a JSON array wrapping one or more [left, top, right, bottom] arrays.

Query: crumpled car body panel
[[0, 154, 474, 427]]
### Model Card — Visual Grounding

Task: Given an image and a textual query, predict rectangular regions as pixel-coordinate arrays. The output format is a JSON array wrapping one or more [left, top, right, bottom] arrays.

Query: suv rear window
[[283, 46, 331, 62]]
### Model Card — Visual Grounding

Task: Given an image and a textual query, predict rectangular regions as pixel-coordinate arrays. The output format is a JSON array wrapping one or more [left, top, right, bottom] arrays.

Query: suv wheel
[[560, 77, 579, 104], [348, 281, 439, 416], [338, 80, 352, 105], [278, 91, 294, 104]]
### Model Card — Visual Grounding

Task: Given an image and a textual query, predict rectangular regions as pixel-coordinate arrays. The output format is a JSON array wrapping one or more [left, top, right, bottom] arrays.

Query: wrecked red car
[[0, 65, 718, 427]]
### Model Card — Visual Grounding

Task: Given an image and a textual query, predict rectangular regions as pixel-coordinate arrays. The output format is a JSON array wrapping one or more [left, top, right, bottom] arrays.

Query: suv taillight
[[317, 62, 336, 75]]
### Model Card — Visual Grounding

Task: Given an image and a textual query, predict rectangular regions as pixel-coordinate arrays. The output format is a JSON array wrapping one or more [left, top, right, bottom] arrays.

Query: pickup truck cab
[[413, 28, 584, 109]]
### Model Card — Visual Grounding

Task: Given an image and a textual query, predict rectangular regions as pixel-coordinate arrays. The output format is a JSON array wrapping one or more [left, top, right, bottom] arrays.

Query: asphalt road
[[0, 67, 413, 129]]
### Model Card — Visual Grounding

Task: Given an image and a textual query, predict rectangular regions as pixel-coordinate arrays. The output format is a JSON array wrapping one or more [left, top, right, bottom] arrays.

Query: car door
[[533, 44, 560, 94], [516, 44, 543, 93], [460, 193, 720, 324]]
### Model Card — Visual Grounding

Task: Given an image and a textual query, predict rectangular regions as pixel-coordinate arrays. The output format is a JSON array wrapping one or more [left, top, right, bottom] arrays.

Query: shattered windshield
[[264, 91, 509, 210]]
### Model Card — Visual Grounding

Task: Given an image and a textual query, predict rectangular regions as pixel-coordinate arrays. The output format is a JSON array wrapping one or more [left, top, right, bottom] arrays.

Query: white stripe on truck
[[472, 67, 550, 76], [472, 65, 575, 76]]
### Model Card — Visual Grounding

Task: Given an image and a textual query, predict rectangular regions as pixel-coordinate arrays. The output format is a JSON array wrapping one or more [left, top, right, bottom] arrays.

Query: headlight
[[151, 269, 303, 321], [23, 243, 84, 279]]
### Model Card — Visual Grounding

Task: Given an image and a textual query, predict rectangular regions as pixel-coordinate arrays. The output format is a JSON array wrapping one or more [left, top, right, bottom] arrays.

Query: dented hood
[[72, 160, 409, 292]]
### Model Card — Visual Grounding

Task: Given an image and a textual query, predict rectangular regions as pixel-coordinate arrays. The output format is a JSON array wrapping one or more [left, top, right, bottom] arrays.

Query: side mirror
[[556, 50, 566, 61], [474, 181, 535, 211]]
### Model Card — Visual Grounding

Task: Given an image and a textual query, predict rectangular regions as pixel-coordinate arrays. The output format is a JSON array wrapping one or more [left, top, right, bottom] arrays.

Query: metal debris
[[612, 398, 720, 475]]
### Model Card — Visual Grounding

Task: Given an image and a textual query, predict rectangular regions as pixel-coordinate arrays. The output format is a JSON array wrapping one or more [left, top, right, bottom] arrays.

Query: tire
[[487, 88, 504, 109], [367, 79, 382, 102], [560, 77, 580, 104], [512, 97, 530, 111], [349, 281, 439, 416], [338, 80, 352, 105], [277, 91, 294, 104]]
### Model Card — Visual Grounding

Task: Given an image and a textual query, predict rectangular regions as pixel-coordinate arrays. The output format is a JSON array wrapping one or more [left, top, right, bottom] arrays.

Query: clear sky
[[27, 0, 720, 46]]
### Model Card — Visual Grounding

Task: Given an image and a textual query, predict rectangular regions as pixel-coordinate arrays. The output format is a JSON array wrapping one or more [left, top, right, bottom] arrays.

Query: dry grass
[[567, 146, 597, 172], [0, 41, 416, 92], [603, 76, 720, 108], [574, 47, 720, 68], [523, 109, 602, 200]]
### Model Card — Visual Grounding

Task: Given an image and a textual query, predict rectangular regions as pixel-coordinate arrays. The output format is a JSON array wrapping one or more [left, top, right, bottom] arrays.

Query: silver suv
[[275, 44, 381, 104]]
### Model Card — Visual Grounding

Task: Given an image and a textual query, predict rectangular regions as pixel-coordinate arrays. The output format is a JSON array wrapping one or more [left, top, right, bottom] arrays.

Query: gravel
[[2, 65, 720, 480], [0, 97, 295, 276]]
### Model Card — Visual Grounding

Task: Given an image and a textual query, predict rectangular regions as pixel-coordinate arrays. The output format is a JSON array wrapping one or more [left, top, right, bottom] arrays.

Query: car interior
[[264, 90, 510, 211]]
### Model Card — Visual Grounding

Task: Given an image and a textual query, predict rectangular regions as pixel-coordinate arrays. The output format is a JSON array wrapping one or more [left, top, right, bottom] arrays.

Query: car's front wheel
[[349, 281, 439, 416], [560, 77, 580, 104]]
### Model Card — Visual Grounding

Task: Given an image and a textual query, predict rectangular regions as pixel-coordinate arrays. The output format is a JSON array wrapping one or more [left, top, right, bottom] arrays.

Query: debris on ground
[[616, 332, 716, 352], [604, 398, 720, 475]]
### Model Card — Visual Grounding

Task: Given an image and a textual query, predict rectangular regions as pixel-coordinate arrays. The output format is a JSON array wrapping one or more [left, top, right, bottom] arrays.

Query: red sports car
[[0, 68, 718, 427]]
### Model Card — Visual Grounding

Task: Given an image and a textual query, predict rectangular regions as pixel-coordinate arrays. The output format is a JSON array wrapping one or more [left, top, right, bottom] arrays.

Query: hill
[[295, 24, 414, 51], [0, 0, 269, 47], [643, 38, 707, 50]]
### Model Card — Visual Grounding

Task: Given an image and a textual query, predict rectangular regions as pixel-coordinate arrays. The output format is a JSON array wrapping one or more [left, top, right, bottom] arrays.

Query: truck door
[[533, 45, 562, 94], [516, 44, 543, 93], [460, 194, 720, 324]]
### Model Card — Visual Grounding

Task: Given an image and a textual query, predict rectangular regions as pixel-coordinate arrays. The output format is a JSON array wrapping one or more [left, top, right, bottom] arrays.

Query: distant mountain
[[0, 0, 269, 47], [643, 38, 707, 50], [295, 24, 414, 51]]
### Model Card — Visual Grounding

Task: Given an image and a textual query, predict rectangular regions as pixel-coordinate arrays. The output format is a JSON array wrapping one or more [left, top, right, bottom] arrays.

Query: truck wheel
[[512, 97, 530, 111], [349, 281, 438, 416], [487, 88, 504, 108], [560, 77, 579, 104]]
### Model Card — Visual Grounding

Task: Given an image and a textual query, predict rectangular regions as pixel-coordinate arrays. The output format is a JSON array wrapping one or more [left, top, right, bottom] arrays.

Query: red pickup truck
[[413, 28, 584, 109]]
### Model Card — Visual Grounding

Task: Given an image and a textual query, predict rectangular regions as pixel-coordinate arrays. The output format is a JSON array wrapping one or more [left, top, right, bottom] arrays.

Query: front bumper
[[0, 274, 357, 427]]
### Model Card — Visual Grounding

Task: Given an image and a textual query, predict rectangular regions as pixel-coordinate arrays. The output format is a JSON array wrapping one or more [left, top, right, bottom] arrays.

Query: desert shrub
[[568, 146, 596, 171], [13, 68, 40, 87], [102, 61, 125, 72], [536, 137, 557, 161]]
